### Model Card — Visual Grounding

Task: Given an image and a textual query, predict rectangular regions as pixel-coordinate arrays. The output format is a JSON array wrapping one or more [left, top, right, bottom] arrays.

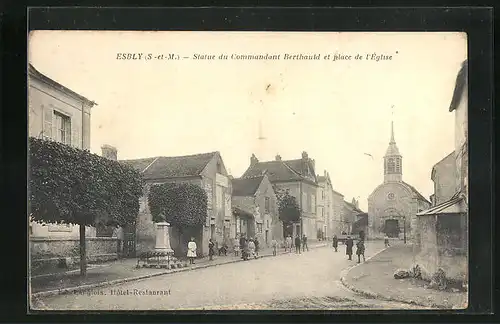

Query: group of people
[[331, 234, 366, 263], [237, 235, 261, 260], [283, 234, 309, 254]]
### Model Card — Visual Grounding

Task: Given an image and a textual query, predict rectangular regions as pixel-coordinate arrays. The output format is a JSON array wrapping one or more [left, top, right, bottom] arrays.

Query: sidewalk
[[31, 242, 327, 297], [341, 243, 468, 309]]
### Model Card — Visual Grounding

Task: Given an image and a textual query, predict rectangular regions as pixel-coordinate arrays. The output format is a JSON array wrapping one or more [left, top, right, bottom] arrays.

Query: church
[[367, 121, 431, 240]]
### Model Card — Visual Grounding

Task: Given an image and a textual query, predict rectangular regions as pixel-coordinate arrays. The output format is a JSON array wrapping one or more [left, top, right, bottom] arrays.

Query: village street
[[32, 242, 423, 310]]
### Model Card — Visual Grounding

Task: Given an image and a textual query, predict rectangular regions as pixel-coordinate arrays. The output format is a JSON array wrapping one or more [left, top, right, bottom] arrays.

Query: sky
[[29, 31, 467, 211]]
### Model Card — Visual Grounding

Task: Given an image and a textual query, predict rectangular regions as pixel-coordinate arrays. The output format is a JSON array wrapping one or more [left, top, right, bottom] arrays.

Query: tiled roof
[[232, 176, 264, 197], [416, 196, 464, 216], [317, 176, 326, 182], [344, 201, 364, 213], [242, 161, 303, 182], [120, 152, 217, 180], [402, 181, 431, 205]]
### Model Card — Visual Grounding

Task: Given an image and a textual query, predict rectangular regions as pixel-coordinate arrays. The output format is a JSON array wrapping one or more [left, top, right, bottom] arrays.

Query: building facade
[[342, 198, 363, 235], [28, 64, 97, 238], [231, 174, 280, 248], [368, 122, 431, 240], [430, 152, 457, 206], [120, 151, 232, 257], [242, 152, 318, 240], [316, 171, 334, 239], [416, 60, 468, 283]]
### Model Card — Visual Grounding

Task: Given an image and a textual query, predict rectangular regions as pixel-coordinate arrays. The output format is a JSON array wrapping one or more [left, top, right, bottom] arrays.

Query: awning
[[416, 196, 465, 216]]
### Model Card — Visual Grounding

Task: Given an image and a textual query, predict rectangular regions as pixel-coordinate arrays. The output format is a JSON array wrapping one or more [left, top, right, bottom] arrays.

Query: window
[[266, 220, 270, 229], [257, 223, 263, 233], [265, 197, 270, 213], [387, 158, 396, 174], [53, 111, 71, 145]]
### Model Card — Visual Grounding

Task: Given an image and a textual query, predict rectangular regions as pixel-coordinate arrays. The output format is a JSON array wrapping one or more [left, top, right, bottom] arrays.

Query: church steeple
[[384, 115, 402, 183]]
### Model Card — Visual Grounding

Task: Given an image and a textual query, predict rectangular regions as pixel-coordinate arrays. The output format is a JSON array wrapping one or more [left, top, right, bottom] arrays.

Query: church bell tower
[[383, 120, 402, 183]]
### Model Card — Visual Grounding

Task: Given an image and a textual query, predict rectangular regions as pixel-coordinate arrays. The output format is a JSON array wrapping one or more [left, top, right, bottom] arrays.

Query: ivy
[[274, 186, 301, 224], [148, 182, 208, 227], [29, 137, 143, 228]]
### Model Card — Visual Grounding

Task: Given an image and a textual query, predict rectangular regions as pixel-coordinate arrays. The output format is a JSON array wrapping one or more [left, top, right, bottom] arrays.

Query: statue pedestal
[[155, 222, 174, 254]]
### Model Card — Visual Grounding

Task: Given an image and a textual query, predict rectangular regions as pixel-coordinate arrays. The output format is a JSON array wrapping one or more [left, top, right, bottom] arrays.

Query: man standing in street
[[332, 234, 338, 252], [295, 235, 301, 254], [302, 234, 309, 252], [271, 238, 278, 256], [285, 235, 292, 253], [356, 239, 366, 263], [345, 235, 354, 260]]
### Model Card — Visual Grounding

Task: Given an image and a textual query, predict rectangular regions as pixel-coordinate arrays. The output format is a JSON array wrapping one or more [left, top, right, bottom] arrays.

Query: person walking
[[241, 238, 249, 260], [254, 238, 260, 256], [271, 238, 278, 256], [356, 239, 366, 263], [295, 235, 301, 254], [285, 235, 292, 253], [187, 237, 197, 264], [345, 235, 354, 260], [384, 235, 390, 247], [332, 234, 338, 252], [233, 236, 240, 257], [208, 238, 215, 261], [248, 239, 257, 259]]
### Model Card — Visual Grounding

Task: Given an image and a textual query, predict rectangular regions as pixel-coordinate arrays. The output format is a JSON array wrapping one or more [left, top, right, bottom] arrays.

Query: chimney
[[310, 159, 315, 170], [324, 170, 327, 177], [250, 153, 259, 166], [301, 151, 308, 160], [101, 144, 117, 161], [275, 154, 282, 161]]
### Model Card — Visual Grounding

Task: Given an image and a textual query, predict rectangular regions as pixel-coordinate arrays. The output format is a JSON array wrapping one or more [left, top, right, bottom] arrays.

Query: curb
[[339, 246, 442, 309], [32, 243, 327, 299]]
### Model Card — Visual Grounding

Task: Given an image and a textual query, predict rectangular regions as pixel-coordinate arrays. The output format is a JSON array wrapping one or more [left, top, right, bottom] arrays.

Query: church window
[[387, 158, 396, 174], [395, 158, 401, 173]]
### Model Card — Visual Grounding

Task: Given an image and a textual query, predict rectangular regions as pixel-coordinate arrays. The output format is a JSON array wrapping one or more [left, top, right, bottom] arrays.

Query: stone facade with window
[[317, 171, 339, 239], [242, 152, 318, 241], [231, 174, 279, 248], [28, 64, 97, 239], [121, 151, 232, 257]]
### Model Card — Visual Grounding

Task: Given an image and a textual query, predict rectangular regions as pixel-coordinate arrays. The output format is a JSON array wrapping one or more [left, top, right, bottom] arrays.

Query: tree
[[148, 183, 208, 254], [148, 182, 208, 224], [274, 186, 301, 237], [29, 138, 143, 276]]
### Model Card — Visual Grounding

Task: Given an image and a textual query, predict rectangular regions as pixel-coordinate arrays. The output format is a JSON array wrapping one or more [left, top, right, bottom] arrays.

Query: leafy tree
[[148, 182, 208, 226], [29, 138, 143, 276], [274, 186, 301, 237]]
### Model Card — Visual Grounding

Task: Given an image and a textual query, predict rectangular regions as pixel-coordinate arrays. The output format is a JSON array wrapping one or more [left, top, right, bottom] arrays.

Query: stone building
[[430, 152, 456, 206], [231, 173, 280, 248], [416, 60, 468, 283], [28, 63, 97, 239], [241, 152, 318, 240], [120, 151, 232, 257], [316, 171, 333, 239], [367, 121, 431, 240], [342, 198, 363, 235], [330, 189, 345, 237]]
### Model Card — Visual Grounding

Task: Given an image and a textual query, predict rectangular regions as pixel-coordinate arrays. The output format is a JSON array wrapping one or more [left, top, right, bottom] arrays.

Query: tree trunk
[[79, 224, 87, 276]]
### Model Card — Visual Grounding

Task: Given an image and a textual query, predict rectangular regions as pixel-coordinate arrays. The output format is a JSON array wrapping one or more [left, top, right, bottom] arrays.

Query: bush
[[148, 182, 208, 227]]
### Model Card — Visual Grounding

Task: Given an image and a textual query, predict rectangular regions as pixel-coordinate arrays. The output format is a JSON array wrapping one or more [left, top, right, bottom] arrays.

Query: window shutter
[[42, 105, 53, 139], [65, 118, 72, 145]]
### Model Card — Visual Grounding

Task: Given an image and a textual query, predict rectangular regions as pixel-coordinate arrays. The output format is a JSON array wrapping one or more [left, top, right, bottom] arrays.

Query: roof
[[120, 152, 217, 180], [242, 158, 317, 185], [449, 60, 468, 112], [385, 142, 401, 156], [317, 176, 326, 182], [232, 176, 264, 197], [416, 196, 464, 216], [28, 64, 97, 106], [344, 201, 364, 213], [402, 181, 431, 205]]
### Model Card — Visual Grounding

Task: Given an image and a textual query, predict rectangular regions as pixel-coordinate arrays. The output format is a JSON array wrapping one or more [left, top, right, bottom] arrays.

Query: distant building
[[28, 64, 97, 238], [242, 152, 318, 240], [416, 60, 468, 283], [120, 151, 232, 257], [316, 171, 334, 239], [342, 198, 363, 234], [367, 121, 431, 240], [231, 173, 280, 248]]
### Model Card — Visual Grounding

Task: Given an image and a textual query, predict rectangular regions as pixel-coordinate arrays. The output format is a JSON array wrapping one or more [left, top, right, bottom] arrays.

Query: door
[[210, 224, 215, 239], [265, 230, 269, 245], [385, 219, 400, 238], [122, 224, 136, 258]]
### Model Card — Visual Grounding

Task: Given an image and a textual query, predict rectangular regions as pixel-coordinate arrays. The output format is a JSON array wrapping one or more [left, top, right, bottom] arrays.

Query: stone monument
[[155, 222, 174, 254]]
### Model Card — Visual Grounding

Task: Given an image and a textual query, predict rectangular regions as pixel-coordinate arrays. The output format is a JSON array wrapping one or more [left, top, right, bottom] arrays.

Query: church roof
[[385, 120, 401, 156], [402, 181, 431, 205]]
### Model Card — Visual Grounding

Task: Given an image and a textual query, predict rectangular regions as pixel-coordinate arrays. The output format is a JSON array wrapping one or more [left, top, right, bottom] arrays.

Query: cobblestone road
[[31, 241, 425, 310]]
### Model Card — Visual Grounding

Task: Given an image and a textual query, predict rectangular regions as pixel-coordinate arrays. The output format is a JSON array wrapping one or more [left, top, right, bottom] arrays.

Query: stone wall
[[30, 237, 119, 274]]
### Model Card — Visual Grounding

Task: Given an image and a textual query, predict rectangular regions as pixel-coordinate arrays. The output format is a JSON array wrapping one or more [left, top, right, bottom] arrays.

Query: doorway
[[385, 219, 400, 238], [265, 230, 269, 245]]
